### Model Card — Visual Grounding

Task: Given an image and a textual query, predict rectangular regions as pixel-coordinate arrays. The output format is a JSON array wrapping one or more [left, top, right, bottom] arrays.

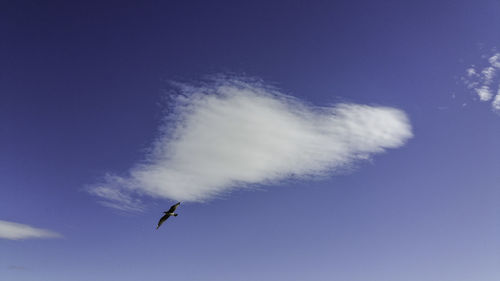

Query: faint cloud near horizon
[[0, 220, 62, 240], [7, 265, 28, 271], [462, 52, 500, 112], [88, 77, 413, 211]]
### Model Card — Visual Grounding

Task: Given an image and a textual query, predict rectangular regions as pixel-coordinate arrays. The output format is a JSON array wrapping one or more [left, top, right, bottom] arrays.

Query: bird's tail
[[156, 225, 159, 229], [173, 214, 178, 216]]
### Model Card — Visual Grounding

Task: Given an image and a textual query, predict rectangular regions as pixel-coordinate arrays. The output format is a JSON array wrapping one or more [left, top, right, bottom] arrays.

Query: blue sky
[[1, 1, 500, 280]]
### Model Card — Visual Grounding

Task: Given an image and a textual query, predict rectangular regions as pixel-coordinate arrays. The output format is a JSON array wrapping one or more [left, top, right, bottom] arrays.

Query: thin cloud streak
[[89, 78, 413, 210], [0, 220, 62, 240]]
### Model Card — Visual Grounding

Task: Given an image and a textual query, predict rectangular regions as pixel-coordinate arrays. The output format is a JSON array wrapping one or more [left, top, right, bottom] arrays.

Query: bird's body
[[156, 202, 181, 229]]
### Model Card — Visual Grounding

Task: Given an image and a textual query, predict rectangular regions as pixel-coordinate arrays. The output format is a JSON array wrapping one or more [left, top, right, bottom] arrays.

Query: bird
[[156, 202, 181, 229]]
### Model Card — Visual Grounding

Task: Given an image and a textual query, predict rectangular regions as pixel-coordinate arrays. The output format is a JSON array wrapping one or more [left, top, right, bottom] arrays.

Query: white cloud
[[488, 53, 500, 68], [89, 78, 413, 209], [475, 85, 493, 101], [466, 67, 477, 76], [0, 220, 62, 240], [463, 53, 500, 105], [481, 67, 496, 84]]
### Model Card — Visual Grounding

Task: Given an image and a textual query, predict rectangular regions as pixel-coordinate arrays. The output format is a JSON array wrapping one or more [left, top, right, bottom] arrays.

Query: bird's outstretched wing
[[156, 214, 170, 229], [166, 202, 181, 213]]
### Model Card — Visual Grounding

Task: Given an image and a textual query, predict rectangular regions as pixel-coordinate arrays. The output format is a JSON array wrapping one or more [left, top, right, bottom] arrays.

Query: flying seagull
[[156, 202, 181, 229]]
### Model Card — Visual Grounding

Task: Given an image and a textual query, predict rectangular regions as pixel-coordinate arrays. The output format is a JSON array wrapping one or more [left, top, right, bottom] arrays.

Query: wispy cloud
[[493, 89, 500, 111], [463, 52, 500, 111], [466, 67, 477, 76], [488, 53, 500, 68], [88, 77, 413, 210], [0, 220, 62, 240], [88, 176, 144, 212]]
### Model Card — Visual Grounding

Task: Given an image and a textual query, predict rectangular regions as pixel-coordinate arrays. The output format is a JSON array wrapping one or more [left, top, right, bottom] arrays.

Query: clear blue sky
[[1, 1, 500, 280]]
